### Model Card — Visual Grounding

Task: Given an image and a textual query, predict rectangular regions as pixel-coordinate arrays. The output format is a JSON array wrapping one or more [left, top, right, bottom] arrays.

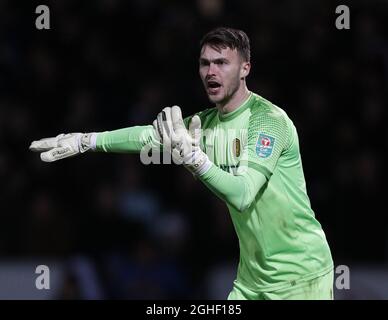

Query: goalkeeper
[[30, 27, 334, 300]]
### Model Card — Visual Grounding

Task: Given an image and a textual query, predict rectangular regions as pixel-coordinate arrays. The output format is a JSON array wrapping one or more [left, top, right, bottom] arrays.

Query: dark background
[[0, 0, 387, 299]]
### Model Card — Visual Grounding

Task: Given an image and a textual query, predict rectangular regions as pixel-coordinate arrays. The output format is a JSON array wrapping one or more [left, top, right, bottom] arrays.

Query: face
[[199, 44, 250, 105]]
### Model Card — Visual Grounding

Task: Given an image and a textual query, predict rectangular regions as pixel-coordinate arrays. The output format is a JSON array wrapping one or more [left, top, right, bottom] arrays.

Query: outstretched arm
[[95, 125, 160, 153], [29, 125, 160, 162]]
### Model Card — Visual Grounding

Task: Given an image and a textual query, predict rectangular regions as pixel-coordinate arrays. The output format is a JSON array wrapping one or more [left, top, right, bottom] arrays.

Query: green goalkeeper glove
[[29, 132, 97, 162]]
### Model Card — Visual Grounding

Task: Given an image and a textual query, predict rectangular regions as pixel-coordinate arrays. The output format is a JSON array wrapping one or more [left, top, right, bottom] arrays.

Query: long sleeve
[[198, 164, 267, 212], [95, 125, 160, 153]]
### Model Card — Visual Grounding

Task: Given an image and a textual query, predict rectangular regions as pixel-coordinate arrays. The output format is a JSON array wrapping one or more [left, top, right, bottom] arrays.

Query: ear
[[240, 61, 251, 79]]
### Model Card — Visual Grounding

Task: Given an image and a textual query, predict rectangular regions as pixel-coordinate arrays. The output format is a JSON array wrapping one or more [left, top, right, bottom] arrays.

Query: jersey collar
[[218, 91, 254, 122]]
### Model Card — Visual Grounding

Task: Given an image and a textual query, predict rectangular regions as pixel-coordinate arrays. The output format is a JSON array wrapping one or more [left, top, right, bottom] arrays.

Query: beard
[[207, 76, 241, 106]]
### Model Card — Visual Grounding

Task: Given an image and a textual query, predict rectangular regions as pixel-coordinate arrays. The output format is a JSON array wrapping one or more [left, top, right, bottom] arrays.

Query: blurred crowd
[[0, 0, 387, 298]]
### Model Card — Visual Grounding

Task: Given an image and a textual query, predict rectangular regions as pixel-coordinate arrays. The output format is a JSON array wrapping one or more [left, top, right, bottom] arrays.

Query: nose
[[206, 63, 217, 78]]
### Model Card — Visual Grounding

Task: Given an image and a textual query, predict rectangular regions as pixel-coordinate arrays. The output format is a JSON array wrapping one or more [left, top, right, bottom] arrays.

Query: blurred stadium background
[[0, 0, 387, 299]]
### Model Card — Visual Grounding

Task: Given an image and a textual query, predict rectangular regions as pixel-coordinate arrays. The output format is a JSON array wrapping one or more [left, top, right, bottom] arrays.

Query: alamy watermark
[[335, 5, 350, 30], [34, 5, 350, 31], [335, 264, 350, 290], [35, 5, 50, 30], [35, 265, 50, 290], [139, 127, 248, 167], [33, 263, 350, 291]]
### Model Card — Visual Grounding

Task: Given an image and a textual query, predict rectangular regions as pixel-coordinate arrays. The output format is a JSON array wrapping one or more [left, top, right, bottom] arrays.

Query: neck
[[216, 84, 250, 114]]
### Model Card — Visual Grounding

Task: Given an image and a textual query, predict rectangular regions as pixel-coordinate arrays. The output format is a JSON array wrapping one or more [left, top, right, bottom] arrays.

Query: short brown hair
[[200, 27, 251, 62]]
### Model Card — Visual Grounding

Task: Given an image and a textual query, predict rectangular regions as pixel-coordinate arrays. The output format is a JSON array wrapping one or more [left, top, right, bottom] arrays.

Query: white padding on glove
[[154, 106, 212, 176], [29, 132, 96, 162]]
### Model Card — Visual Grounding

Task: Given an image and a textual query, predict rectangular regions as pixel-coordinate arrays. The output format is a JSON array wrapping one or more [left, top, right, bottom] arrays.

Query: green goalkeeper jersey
[[96, 92, 333, 292]]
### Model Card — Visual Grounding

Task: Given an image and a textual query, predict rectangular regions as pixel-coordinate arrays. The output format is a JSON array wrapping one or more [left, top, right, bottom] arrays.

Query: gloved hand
[[29, 132, 96, 162], [153, 106, 212, 175]]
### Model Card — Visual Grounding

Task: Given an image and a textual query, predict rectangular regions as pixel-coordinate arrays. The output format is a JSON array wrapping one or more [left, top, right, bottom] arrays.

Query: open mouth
[[207, 80, 221, 89], [206, 80, 222, 94]]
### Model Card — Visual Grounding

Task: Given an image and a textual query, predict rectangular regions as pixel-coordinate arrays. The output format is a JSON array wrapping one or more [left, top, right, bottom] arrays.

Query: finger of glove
[[40, 145, 77, 162], [171, 106, 186, 135], [157, 111, 171, 146], [189, 115, 202, 143], [162, 107, 177, 141], [152, 119, 162, 142], [156, 114, 165, 143], [158, 108, 176, 145], [29, 134, 64, 151]]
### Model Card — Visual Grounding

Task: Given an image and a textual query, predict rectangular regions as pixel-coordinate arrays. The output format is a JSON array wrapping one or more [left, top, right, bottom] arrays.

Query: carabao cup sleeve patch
[[255, 133, 275, 158]]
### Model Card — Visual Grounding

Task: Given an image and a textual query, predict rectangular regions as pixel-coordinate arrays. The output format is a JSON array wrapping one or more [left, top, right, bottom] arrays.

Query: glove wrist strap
[[186, 151, 212, 176], [79, 133, 97, 153]]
